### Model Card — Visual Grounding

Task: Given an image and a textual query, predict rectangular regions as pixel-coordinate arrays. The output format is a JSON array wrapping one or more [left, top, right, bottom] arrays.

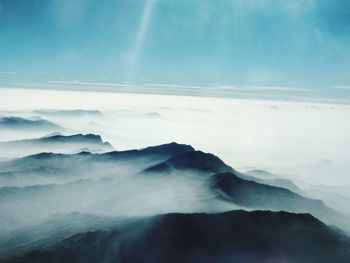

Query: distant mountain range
[[0, 116, 63, 131], [0, 133, 114, 159]]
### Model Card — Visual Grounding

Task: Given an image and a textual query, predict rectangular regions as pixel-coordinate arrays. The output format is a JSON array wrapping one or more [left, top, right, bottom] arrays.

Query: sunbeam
[[126, 0, 157, 82]]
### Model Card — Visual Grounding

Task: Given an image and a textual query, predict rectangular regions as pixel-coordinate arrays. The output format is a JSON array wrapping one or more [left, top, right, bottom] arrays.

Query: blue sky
[[0, 0, 350, 100]]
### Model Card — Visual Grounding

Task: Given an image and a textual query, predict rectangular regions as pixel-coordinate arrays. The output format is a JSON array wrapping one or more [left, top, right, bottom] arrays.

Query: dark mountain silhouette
[[1, 142, 348, 231], [211, 172, 350, 230], [143, 150, 233, 174], [0, 212, 120, 258], [6, 210, 350, 263], [103, 142, 195, 160], [38, 134, 108, 144], [0, 142, 192, 171], [211, 172, 318, 211], [0, 142, 196, 189], [0, 133, 112, 148], [0, 116, 62, 130], [1, 141, 350, 262]]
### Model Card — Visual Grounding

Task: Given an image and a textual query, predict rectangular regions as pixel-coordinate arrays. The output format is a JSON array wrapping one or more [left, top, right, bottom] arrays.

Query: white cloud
[[47, 80, 140, 88], [216, 85, 314, 92], [333, 86, 350, 90], [0, 71, 16, 75], [1, 87, 350, 187]]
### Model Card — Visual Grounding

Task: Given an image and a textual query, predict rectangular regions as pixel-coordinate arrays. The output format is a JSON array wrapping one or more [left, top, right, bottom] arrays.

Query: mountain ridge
[[5, 210, 350, 263]]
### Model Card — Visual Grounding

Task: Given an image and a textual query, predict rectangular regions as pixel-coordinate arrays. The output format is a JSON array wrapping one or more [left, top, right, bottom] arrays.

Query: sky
[[0, 0, 350, 101]]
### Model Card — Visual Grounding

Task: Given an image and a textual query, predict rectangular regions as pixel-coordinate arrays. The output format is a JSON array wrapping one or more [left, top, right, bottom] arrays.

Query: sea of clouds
[[1, 87, 349, 190]]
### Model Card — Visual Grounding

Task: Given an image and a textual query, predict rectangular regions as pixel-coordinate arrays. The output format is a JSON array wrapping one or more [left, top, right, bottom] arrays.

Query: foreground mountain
[[6, 210, 350, 263], [1, 142, 349, 262], [0, 133, 114, 158], [0, 212, 120, 258]]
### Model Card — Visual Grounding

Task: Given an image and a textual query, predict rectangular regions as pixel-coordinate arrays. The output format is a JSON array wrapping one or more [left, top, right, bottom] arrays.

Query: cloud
[[47, 80, 138, 88], [126, 0, 157, 81], [216, 85, 314, 92], [145, 83, 197, 89], [0, 72, 16, 75], [46, 81, 314, 93], [333, 86, 350, 90], [1, 87, 350, 188]]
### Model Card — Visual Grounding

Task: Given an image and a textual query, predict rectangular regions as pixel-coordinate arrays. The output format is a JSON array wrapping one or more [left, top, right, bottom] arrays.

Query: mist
[[1, 88, 349, 186], [1, 87, 350, 261]]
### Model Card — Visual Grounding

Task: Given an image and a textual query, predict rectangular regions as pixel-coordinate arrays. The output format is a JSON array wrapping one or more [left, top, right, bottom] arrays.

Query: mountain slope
[[143, 150, 233, 174], [6, 210, 350, 263], [211, 172, 349, 230], [0, 116, 62, 131], [1, 142, 348, 231]]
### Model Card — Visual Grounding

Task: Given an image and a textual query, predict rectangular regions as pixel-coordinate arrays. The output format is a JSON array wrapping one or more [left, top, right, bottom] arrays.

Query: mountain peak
[[140, 142, 195, 156], [143, 150, 234, 174]]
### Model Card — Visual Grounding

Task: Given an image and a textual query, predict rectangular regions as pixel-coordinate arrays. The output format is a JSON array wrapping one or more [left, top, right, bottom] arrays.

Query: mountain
[[113, 141, 195, 157], [0, 143, 195, 188], [0, 142, 194, 173], [1, 142, 348, 231], [0, 134, 114, 158], [143, 150, 233, 174], [212, 172, 322, 211], [244, 169, 303, 194], [0, 212, 120, 258], [5, 210, 350, 263], [211, 172, 350, 230], [1, 141, 350, 262], [0, 116, 62, 131]]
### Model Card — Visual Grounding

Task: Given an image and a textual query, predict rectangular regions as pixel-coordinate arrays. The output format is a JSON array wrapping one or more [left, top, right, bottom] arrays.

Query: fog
[[1, 87, 350, 259], [1, 87, 349, 187]]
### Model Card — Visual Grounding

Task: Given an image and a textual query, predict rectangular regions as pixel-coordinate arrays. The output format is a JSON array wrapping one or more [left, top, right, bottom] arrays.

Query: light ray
[[126, 0, 157, 82]]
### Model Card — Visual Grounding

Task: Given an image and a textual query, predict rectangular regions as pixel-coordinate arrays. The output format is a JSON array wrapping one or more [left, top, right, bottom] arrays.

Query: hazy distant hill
[[0, 116, 62, 131], [0, 133, 114, 158]]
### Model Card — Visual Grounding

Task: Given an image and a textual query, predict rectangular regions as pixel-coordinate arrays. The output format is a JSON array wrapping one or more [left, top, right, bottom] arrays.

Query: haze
[[1, 88, 349, 190]]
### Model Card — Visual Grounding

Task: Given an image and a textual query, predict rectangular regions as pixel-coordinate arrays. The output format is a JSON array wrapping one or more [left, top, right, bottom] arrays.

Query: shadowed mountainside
[[143, 150, 234, 175], [6, 210, 350, 263], [210, 172, 350, 228], [1, 142, 350, 263], [0, 142, 348, 232]]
